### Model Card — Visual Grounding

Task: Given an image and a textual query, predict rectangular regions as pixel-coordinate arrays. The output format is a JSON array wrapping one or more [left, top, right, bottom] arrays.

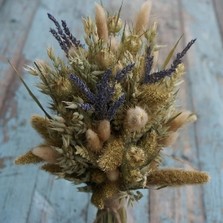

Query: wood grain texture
[[213, 0, 223, 42], [0, 0, 223, 222], [148, 1, 206, 223], [181, 0, 223, 222], [0, 0, 5, 8]]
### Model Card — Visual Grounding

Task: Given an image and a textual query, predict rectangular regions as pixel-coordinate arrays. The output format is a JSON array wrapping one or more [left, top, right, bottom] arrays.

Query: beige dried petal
[[110, 36, 118, 52], [86, 129, 102, 153], [106, 169, 119, 182], [152, 51, 159, 72], [161, 132, 179, 147], [135, 0, 152, 34], [169, 111, 197, 132], [97, 119, 111, 142], [32, 146, 60, 163], [95, 3, 108, 41]]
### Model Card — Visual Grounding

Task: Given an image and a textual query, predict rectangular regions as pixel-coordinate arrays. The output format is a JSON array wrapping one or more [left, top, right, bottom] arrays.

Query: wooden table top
[[0, 0, 223, 222]]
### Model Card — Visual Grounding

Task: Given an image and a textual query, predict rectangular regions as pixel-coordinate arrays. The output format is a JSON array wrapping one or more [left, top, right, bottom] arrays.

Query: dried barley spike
[[41, 163, 62, 174], [31, 115, 50, 137], [95, 3, 108, 41], [147, 169, 209, 186], [91, 182, 119, 209], [98, 138, 124, 172], [15, 151, 43, 165], [31, 115, 62, 146]]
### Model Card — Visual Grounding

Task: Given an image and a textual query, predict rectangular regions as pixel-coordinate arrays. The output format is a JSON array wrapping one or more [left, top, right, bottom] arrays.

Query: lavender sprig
[[94, 70, 114, 119], [79, 103, 94, 111], [70, 74, 95, 102], [49, 28, 68, 53], [144, 39, 196, 84], [70, 68, 127, 120], [61, 20, 84, 48], [143, 47, 154, 83], [115, 63, 135, 81], [47, 13, 83, 53], [48, 13, 71, 50], [107, 94, 125, 120]]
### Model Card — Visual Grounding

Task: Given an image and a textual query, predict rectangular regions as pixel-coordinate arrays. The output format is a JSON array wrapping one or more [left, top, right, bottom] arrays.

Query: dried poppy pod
[[124, 106, 149, 132], [123, 35, 142, 54], [107, 16, 123, 34]]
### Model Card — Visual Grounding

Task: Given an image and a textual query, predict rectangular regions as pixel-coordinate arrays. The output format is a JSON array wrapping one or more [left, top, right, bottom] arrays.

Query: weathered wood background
[[0, 0, 223, 222]]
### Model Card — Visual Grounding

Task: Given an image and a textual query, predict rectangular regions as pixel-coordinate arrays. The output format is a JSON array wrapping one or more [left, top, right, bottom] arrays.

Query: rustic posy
[[15, 1, 209, 222]]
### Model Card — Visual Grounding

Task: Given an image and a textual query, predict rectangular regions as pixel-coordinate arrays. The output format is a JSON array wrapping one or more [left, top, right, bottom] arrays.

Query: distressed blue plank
[[180, 0, 223, 222], [0, 0, 41, 223], [147, 1, 206, 223]]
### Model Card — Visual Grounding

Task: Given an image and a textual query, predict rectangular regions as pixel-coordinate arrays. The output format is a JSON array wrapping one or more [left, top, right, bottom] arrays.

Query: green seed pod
[[107, 16, 123, 34]]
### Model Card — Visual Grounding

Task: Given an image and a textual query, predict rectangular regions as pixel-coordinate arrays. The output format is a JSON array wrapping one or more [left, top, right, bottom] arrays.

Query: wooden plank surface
[[213, 0, 223, 42], [0, 0, 223, 222], [180, 1, 223, 222], [148, 1, 206, 222]]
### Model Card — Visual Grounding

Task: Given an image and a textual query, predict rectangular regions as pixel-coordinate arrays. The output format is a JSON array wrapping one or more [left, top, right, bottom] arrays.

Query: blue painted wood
[[1, 0, 223, 222], [147, 1, 206, 223], [180, 0, 223, 222]]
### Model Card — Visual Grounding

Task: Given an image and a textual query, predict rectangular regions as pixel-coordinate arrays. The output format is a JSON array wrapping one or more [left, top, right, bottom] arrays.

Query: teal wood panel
[[181, 0, 223, 222], [148, 1, 206, 222]]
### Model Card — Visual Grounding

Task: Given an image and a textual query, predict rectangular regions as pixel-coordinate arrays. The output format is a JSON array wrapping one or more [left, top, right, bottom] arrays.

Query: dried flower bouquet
[[15, 1, 209, 223]]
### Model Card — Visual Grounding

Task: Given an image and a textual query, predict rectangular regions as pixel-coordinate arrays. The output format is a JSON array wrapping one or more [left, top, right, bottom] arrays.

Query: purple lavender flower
[[79, 103, 94, 111], [70, 74, 95, 102], [70, 68, 127, 120], [61, 20, 84, 48], [47, 13, 83, 53], [143, 47, 154, 83], [144, 39, 196, 84], [49, 28, 68, 53], [107, 94, 125, 120], [115, 63, 135, 81]]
